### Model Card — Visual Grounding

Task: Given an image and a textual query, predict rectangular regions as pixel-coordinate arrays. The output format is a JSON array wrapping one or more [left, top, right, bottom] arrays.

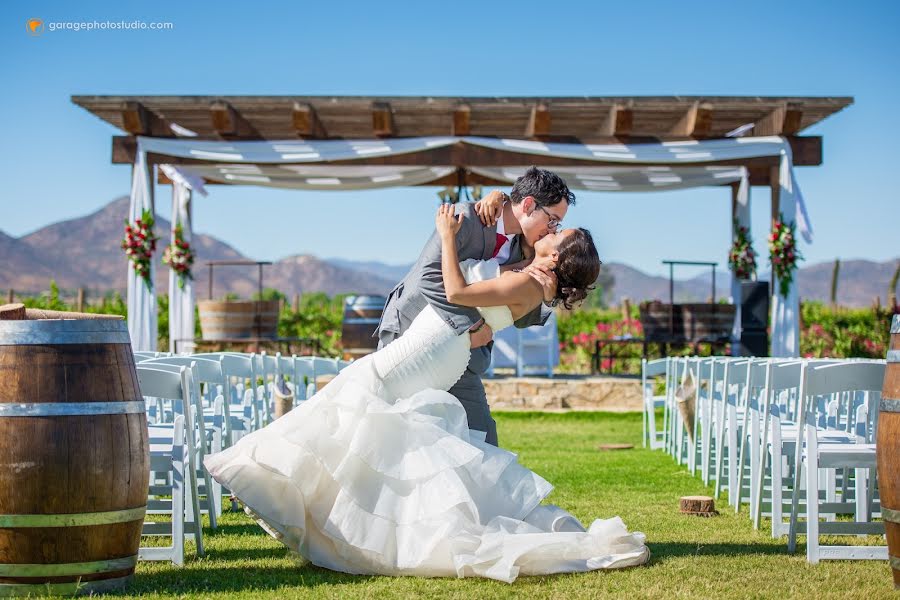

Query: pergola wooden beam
[[604, 104, 633, 137], [452, 104, 471, 135], [372, 102, 394, 137], [120, 101, 172, 137], [292, 102, 327, 138], [670, 101, 714, 138], [754, 102, 804, 136], [525, 103, 552, 138], [210, 101, 262, 139]]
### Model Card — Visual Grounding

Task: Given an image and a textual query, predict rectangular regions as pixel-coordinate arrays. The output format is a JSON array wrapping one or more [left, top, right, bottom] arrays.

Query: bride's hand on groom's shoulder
[[436, 203, 464, 239], [522, 261, 557, 303], [474, 191, 506, 226]]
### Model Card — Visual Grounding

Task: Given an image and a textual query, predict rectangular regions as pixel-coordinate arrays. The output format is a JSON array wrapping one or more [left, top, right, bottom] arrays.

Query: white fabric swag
[[126, 149, 156, 351], [127, 135, 809, 357], [161, 164, 208, 354]]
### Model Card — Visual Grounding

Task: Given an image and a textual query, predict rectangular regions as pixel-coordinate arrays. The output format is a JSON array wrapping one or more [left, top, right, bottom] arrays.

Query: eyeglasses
[[536, 205, 562, 231]]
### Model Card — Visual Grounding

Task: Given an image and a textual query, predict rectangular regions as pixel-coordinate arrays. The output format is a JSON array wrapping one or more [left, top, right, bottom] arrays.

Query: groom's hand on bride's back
[[468, 318, 493, 348]]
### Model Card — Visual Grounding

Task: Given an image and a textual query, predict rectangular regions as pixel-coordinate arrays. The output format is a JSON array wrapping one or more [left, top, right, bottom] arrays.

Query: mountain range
[[2, 196, 897, 307]]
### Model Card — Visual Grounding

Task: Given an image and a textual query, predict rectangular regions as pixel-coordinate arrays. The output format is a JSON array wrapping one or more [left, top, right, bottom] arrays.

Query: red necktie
[[491, 233, 508, 258]]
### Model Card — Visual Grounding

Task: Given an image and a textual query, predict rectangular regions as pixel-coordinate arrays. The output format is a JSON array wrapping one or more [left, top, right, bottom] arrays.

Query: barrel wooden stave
[[0, 323, 149, 593], [198, 300, 279, 340], [876, 315, 900, 589]]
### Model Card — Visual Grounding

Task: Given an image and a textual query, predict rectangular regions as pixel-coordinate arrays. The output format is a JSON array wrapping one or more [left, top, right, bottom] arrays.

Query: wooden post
[[622, 297, 632, 323], [292, 294, 301, 313], [76, 288, 85, 312], [6, 289, 12, 304]]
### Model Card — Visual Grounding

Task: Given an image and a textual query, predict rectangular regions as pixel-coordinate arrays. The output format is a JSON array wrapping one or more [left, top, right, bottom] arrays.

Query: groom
[[375, 167, 575, 447]]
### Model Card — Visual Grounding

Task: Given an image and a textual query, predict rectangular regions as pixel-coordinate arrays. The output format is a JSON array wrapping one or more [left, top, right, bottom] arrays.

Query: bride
[[204, 205, 649, 583]]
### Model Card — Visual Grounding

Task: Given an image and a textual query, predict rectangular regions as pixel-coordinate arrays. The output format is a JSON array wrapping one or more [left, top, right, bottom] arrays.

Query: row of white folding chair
[[652, 354, 889, 564], [138, 361, 220, 530], [140, 356, 227, 519], [751, 358, 880, 537], [787, 360, 887, 563], [135, 365, 204, 565]]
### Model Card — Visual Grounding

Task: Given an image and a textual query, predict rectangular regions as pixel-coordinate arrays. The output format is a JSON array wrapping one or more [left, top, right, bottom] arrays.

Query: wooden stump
[[680, 495, 718, 517]]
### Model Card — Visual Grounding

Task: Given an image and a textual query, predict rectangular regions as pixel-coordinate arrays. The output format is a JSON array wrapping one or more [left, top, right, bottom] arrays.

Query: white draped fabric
[[129, 135, 811, 357], [731, 173, 752, 355], [126, 149, 156, 351], [159, 164, 208, 354], [770, 147, 801, 357]]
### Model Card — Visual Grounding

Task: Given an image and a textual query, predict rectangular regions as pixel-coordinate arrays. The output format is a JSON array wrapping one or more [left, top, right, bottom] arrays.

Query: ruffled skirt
[[204, 355, 649, 583]]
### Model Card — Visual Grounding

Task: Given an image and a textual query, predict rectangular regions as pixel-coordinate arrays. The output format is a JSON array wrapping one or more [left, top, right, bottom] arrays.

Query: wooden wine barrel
[[198, 300, 279, 340], [0, 318, 149, 596], [877, 313, 900, 590], [341, 295, 386, 358]]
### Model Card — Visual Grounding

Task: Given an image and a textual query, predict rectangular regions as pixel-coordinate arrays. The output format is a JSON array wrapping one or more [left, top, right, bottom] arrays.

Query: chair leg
[[771, 447, 783, 538], [805, 458, 820, 563]]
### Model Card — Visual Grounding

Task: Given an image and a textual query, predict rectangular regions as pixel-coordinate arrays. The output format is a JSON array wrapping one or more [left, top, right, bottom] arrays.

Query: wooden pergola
[[72, 95, 853, 355], [73, 95, 849, 190]]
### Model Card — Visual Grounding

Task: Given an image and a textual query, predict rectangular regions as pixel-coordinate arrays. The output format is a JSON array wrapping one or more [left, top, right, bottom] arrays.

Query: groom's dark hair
[[509, 167, 576, 207]]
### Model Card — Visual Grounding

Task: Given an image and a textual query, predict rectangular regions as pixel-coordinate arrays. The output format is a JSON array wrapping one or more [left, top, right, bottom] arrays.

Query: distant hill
[[3, 197, 897, 307], [9, 196, 396, 298]]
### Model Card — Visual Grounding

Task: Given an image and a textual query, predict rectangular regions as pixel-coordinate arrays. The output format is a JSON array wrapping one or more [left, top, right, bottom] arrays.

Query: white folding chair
[[138, 362, 218, 530], [136, 366, 204, 564], [641, 358, 668, 450], [297, 356, 340, 395], [788, 361, 887, 563]]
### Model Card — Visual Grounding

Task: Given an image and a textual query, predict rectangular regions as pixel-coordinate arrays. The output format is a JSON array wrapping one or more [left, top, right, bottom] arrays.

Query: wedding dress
[[204, 259, 649, 583]]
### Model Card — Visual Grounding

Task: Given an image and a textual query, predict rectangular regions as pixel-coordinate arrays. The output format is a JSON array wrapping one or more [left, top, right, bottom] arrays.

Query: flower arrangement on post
[[121, 209, 159, 289], [768, 213, 803, 297], [728, 220, 757, 280], [162, 221, 195, 289]]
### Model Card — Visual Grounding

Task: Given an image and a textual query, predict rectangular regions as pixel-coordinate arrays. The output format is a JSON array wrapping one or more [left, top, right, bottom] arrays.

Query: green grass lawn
[[126, 412, 893, 599]]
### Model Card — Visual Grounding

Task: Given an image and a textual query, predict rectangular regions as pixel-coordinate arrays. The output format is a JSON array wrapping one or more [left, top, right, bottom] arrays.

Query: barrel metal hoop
[[0, 320, 129, 345], [0, 401, 145, 417], [0, 555, 137, 577], [0, 506, 146, 528], [888, 350, 900, 363], [881, 398, 900, 413], [883, 506, 900, 524], [892, 313, 900, 334], [0, 574, 132, 597]]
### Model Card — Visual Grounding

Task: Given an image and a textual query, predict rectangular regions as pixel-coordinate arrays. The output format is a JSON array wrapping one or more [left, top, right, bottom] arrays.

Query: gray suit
[[375, 202, 550, 446]]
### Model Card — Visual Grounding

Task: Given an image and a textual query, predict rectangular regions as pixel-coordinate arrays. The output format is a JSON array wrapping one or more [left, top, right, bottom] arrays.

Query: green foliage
[[278, 292, 345, 356], [253, 288, 287, 302], [800, 301, 892, 358]]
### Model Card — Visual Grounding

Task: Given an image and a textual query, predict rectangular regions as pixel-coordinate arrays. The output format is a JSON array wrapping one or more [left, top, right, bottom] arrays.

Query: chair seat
[[806, 443, 877, 468]]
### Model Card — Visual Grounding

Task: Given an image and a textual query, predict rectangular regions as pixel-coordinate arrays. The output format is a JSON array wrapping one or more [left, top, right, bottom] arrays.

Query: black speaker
[[739, 330, 768, 357], [740, 281, 769, 330]]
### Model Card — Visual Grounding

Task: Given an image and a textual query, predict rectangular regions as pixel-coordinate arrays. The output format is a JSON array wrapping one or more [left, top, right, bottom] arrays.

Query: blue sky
[[2, 0, 897, 276]]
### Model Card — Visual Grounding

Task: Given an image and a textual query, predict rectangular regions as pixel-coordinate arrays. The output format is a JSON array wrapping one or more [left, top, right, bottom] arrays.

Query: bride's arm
[[436, 205, 542, 312]]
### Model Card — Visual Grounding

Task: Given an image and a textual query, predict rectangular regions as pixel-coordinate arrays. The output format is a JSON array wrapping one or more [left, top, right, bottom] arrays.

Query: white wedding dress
[[204, 259, 649, 583]]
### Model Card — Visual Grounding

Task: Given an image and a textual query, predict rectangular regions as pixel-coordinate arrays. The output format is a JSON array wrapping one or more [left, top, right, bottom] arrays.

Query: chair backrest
[[137, 365, 197, 434], [142, 356, 224, 386], [803, 361, 886, 397]]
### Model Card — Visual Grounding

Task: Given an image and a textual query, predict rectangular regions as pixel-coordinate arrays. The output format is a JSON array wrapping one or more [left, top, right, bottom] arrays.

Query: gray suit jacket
[[375, 202, 551, 375]]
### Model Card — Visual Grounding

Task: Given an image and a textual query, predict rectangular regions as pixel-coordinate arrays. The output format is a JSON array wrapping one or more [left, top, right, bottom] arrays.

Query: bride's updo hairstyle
[[553, 228, 601, 309]]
